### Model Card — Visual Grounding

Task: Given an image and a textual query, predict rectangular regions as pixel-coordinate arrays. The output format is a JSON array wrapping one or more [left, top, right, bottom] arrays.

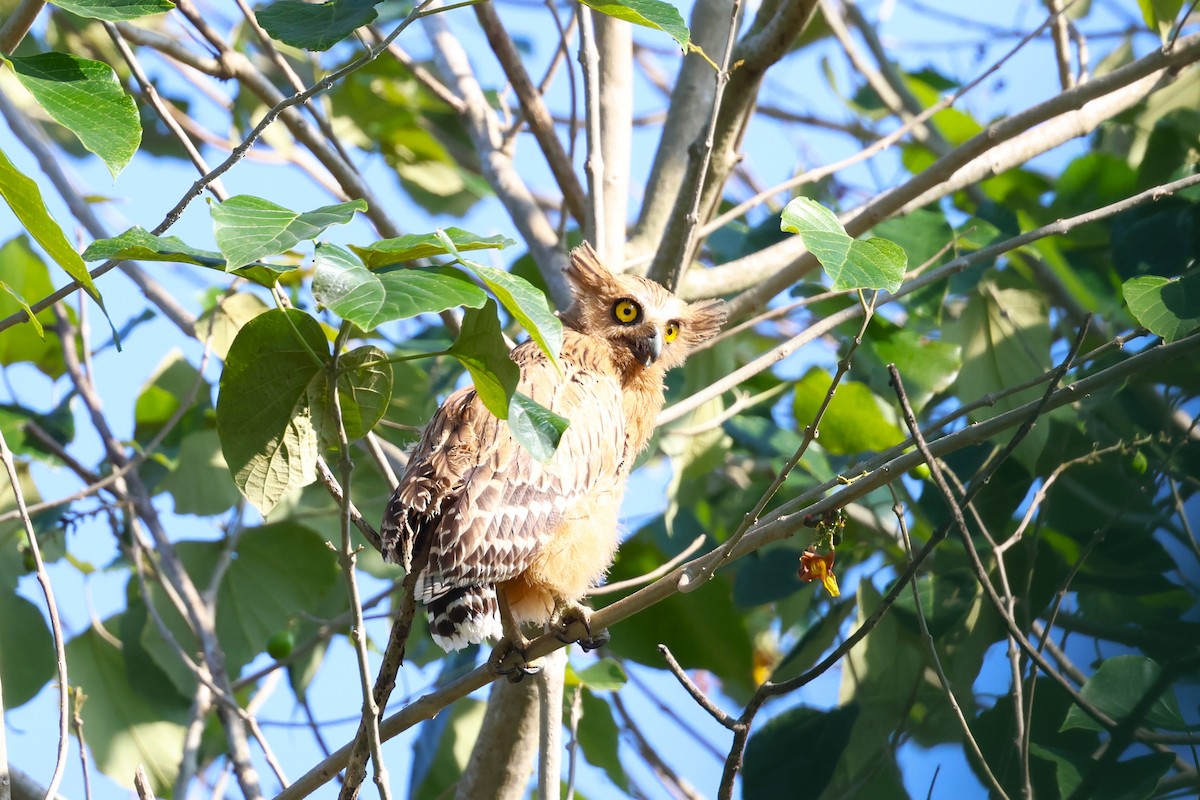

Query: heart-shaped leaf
[[781, 197, 907, 293], [211, 196, 366, 270], [256, 0, 380, 51], [1123, 271, 1200, 342], [578, 0, 689, 50], [508, 391, 569, 463], [448, 300, 519, 420]]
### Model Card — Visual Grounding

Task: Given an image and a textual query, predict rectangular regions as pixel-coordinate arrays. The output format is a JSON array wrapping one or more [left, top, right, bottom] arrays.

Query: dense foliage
[[0, 0, 1198, 799]]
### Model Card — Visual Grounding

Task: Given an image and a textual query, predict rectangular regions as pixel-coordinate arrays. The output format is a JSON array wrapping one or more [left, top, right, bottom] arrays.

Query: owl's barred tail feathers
[[426, 585, 504, 651]]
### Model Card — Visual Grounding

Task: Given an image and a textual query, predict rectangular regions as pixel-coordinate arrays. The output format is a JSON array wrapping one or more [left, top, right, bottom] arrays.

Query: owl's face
[[561, 244, 726, 374]]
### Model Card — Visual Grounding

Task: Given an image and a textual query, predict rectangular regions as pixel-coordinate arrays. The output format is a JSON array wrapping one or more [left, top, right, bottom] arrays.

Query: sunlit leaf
[[6, 52, 141, 177], [0, 145, 101, 302], [568, 658, 627, 692], [349, 228, 515, 269], [312, 243, 487, 331], [792, 368, 905, 456], [743, 704, 859, 800], [578, 0, 689, 50], [210, 195, 367, 270], [1122, 271, 1200, 342], [781, 197, 907, 293], [48, 0, 175, 19]]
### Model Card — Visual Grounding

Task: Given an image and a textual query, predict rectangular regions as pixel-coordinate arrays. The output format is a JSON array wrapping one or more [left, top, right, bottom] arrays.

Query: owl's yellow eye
[[664, 322, 680, 342], [612, 299, 641, 324]]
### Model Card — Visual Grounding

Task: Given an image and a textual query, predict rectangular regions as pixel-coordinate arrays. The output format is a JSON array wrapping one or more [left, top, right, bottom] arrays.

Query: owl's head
[[561, 243, 726, 373]]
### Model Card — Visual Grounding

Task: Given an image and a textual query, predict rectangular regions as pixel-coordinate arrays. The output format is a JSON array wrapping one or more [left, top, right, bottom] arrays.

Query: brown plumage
[[380, 243, 725, 652]]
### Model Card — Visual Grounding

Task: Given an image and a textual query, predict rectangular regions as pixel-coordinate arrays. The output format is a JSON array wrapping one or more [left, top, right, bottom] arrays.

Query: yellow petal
[[822, 572, 841, 598]]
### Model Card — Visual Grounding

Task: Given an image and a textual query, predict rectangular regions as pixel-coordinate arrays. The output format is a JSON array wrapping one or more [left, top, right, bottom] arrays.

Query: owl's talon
[[489, 638, 541, 683], [551, 603, 610, 651]]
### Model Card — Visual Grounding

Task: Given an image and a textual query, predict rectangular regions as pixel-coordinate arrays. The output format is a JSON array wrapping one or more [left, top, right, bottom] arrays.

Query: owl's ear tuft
[[682, 299, 727, 347], [565, 242, 614, 296]]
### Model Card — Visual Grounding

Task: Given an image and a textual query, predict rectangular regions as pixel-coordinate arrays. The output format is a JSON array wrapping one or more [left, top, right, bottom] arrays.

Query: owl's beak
[[633, 330, 662, 367]]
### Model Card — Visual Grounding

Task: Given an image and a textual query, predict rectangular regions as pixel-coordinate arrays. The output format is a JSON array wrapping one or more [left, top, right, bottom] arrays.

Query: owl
[[380, 242, 725, 677]]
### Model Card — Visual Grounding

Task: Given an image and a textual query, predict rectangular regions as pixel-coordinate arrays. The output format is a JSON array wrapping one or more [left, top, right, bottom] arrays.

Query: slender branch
[[886, 392, 1009, 800], [0, 0, 45, 53], [474, 1, 587, 225], [1046, 0, 1075, 90], [578, 6, 606, 251], [658, 644, 736, 729], [664, 171, 1200, 424], [536, 648, 567, 800], [594, 13, 632, 265], [0, 428, 69, 800], [589, 534, 707, 596]]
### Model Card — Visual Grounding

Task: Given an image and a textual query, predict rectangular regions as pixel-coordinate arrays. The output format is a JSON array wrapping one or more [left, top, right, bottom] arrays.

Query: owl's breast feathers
[[380, 330, 662, 649]]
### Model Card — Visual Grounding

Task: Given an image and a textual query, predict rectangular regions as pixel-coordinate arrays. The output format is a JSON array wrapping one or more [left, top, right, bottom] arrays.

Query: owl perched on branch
[[380, 242, 725, 677]]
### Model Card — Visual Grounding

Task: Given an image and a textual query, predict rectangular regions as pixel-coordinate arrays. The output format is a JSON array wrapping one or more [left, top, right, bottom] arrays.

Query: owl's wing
[[380, 338, 626, 600]]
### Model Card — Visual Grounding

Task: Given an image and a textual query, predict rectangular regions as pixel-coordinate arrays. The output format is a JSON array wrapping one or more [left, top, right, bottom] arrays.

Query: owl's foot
[[488, 637, 542, 683], [551, 602, 610, 653]]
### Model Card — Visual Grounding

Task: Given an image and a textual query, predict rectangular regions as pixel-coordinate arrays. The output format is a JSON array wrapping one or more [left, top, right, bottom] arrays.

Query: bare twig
[[0, 427, 70, 800]]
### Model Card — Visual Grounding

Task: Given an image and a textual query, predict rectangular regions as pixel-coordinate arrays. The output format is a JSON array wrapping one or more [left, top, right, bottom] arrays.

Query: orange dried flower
[[799, 548, 841, 597]]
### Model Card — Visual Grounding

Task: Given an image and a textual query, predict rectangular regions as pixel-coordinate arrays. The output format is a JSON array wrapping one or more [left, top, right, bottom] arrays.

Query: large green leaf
[[507, 391, 569, 463], [0, 236, 69, 377], [349, 228, 515, 269], [792, 367, 905, 456], [67, 622, 188, 794], [1061, 655, 1187, 732], [210, 196, 366, 270], [0, 592, 55, 709], [578, 0, 690, 50], [0, 144, 100, 302], [311, 243, 487, 331], [195, 292, 270, 360], [448, 300, 519, 420], [781, 197, 907, 293], [1122, 271, 1200, 342], [158, 429, 242, 516], [138, 524, 340, 695], [742, 704, 859, 800], [48, 0, 175, 19], [7, 52, 140, 177], [216, 308, 327, 516], [411, 698, 487, 800], [256, 0, 380, 51]]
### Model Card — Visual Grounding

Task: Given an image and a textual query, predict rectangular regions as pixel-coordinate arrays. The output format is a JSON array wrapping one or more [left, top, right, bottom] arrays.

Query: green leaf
[[1061, 655, 1187, 732], [6, 52, 141, 178], [432, 230, 563, 367], [1122, 271, 1200, 342], [312, 243, 487, 331], [0, 144, 101, 302], [792, 367, 905, 456], [1137, 0, 1184, 41], [507, 391, 569, 463], [349, 228, 516, 269], [578, 0, 690, 50], [329, 345, 393, 441], [158, 430, 242, 516], [860, 325, 961, 412], [1031, 746, 1174, 800], [256, 0, 380, 51], [575, 690, 630, 791], [742, 704, 859, 800], [569, 658, 627, 692], [0, 236, 69, 377], [411, 698, 487, 800], [210, 195, 367, 270], [195, 292, 270, 361], [944, 280, 1052, 467], [0, 280, 42, 339], [448, 300, 519, 420], [781, 197, 907, 293], [48, 0, 175, 20], [139, 524, 340, 695], [83, 226, 292, 287], [892, 570, 978, 639], [0, 592, 55, 709], [216, 309, 328, 516], [67, 622, 188, 794]]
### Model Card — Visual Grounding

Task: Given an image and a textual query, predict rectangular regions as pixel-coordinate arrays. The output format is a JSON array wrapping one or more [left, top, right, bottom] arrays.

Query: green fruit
[[21, 547, 37, 573], [266, 630, 295, 659], [1128, 450, 1148, 476]]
